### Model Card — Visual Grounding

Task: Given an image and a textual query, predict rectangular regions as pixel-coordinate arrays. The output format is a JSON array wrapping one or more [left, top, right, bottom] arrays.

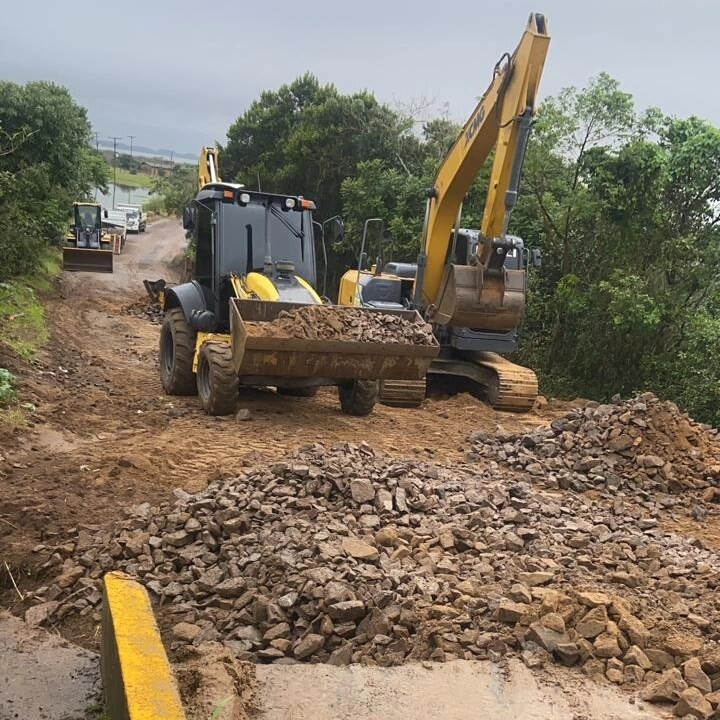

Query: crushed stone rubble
[[245, 304, 436, 345], [122, 297, 163, 324], [28, 393, 720, 717]]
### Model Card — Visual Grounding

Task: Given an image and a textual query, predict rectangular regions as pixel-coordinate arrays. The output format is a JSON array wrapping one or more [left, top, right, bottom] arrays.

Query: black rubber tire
[[338, 380, 379, 416], [196, 342, 239, 416], [277, 387, 319, 398], [160, 308, 197, 395]]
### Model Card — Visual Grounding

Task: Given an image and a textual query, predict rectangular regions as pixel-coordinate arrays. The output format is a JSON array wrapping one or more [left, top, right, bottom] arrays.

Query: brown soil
[[0, 219, 565, 644]]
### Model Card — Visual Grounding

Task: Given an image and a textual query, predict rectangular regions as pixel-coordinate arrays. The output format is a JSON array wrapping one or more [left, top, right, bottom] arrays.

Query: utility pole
[[109, 135, 122, 207], [128, 134, 136, 159], [169, 149, 174, 167], [93, 131, 100, 150]]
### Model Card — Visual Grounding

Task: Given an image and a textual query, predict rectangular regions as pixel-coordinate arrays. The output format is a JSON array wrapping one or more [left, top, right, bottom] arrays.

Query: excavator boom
[[418, 13, 550, 330]]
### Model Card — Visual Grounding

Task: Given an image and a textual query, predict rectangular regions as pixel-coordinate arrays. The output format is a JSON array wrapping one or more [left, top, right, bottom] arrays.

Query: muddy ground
[[0, 219, 565, 643], [0, 222, 681, 720]]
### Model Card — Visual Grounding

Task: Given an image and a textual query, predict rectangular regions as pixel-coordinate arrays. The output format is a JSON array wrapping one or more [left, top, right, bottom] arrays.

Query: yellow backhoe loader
[[153, 147, 438, 416], [62, 202, 116, 273], [339, 12, 550, 411]]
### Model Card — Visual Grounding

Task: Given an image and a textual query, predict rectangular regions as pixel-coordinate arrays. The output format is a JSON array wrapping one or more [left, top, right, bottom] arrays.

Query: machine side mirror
[[103, 209, 108, 219], [321, 215, 345, 245], [313, 220, 328, 297], [332, 216, 344, 244], [182, 206, 196, 231], [530, 248, 542, 268], [359, 252, 369, 270]]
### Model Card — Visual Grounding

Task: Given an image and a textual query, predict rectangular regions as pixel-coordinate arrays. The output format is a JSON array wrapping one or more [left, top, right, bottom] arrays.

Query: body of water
[[93, 183, 153, 208]]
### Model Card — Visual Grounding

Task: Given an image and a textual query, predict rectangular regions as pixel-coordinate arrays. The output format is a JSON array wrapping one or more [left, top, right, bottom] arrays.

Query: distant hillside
[[96, 140, 198, 163]]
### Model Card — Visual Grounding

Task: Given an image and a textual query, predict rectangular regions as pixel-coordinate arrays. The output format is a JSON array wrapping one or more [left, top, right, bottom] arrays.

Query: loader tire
[[338, 379, 378, 416], [197, 342, 238, 416], [277, 387, 319, 397], [160, 308, 197, 395]]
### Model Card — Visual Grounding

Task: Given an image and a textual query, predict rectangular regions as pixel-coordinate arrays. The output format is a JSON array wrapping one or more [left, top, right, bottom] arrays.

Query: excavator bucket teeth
[[62, 247, 114, 273], [230, 299, 438, 383]]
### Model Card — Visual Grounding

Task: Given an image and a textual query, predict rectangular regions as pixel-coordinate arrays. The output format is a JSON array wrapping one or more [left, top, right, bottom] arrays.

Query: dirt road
[[0, 220, 561, 640]]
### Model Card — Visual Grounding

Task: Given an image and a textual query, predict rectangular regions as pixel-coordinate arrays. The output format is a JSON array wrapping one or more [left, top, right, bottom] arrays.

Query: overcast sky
[[2, 0, 717, 155]]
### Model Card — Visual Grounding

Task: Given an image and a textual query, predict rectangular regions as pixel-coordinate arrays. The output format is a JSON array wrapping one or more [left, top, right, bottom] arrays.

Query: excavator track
[[429, 352, 538, 411], [379, 378, 427, 408], [474, 352, 538, 411]]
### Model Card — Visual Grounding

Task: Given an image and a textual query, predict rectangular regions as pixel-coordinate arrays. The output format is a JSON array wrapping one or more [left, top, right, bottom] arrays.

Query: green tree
[[513, 74, 720, 423], [151, 164, 196, 217], [0, 81, 108, 279], [223, 74, 418, 221]]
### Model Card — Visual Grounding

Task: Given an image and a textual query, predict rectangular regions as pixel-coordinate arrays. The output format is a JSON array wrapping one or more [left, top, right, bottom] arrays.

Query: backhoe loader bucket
[[230, 299, 438, 382], [62, 246, 114, 273], [433, 264, 525, 330]]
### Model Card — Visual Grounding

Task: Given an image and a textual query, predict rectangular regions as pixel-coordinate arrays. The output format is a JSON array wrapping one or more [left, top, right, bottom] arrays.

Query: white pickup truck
[[115, 203, 147, 233]]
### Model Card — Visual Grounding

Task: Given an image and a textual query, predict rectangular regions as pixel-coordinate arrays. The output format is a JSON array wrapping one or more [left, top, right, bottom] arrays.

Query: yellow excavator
[[339, 12, 550, 410], [151, 146, 438, 416]]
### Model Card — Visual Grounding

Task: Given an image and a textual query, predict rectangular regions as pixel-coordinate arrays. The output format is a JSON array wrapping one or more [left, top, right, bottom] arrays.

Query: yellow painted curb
[[102, 571, 186, 720]]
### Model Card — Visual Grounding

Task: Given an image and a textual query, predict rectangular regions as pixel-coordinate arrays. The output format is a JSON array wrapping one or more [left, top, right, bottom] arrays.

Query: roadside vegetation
[[0, 80, 102, 419]]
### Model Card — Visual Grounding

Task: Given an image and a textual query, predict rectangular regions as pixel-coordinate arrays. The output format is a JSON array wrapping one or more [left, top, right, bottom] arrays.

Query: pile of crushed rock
[[26, 393, 720, 718], [246, 305, 436, 346]]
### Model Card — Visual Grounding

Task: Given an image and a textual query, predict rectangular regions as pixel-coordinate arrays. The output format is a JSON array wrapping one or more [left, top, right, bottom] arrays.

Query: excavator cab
[[62, 202, 114, 273], [338, 219, 414, 310]]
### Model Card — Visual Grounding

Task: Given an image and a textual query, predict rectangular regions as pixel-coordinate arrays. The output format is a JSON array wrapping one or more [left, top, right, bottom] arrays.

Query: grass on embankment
[[0, 248, 62, 430], [110, 167, 153, 188]]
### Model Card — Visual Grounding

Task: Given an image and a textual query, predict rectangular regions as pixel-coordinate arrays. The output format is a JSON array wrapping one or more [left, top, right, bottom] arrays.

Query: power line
[[108, 135, 122, 207]]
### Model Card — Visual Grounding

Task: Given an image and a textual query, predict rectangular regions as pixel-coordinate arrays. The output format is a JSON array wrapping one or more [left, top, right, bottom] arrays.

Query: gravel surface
[[28, 393, 720, 718]]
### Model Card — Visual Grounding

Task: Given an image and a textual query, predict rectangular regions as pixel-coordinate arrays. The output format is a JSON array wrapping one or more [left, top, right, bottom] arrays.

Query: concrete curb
[[102, 571, 186, 719]]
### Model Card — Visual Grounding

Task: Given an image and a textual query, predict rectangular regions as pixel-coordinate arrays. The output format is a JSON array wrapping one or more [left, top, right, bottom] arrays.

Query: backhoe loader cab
[[159, 180, 438, 417], [179, 184, 320, 332]]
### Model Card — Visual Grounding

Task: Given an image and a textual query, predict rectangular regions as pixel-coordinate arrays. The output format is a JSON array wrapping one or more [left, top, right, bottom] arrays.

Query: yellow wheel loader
[[154, 147, 438, 417], [62, 202, 115, 273], [339, 13, 550, 411]]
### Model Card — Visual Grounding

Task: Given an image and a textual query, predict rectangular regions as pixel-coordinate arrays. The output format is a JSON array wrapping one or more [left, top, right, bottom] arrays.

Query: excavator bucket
[[433, 264, 525, 330], [62, 246, 114, 273], [143, 279, 167, 304], [230, 299, 438, 382]]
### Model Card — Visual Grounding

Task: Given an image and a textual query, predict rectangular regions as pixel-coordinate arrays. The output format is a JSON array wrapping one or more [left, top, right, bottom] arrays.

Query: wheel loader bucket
[[229, 299, 438, 382], [62, 246, 114, 273]]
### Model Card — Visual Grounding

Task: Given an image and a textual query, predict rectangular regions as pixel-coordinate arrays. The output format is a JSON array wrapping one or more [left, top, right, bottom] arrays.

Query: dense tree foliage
[[223, 73, 720, 424], [0, 81, 108, 279]]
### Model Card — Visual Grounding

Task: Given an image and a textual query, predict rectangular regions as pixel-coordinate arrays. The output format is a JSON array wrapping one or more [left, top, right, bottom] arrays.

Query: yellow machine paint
[[338, 14, 550, 411], [192, 332, 231, 373]]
